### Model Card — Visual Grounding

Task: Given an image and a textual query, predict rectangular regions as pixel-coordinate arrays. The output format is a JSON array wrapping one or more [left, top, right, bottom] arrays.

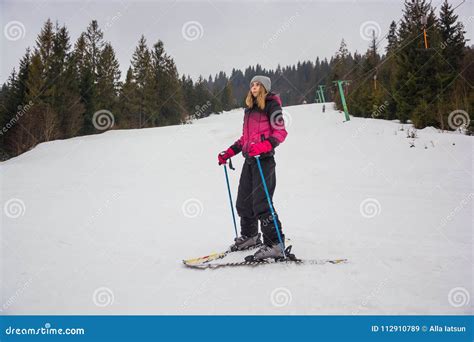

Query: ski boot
[[245, 243, 300, 262], [229, 233, 262, 252]]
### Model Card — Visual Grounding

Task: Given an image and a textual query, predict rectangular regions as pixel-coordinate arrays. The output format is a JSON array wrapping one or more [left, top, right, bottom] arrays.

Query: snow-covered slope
[[1, 103, 472, 314]]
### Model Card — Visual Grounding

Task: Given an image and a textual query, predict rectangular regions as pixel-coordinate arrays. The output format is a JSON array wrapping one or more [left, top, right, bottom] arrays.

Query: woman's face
[[250, 82, 261, 97]]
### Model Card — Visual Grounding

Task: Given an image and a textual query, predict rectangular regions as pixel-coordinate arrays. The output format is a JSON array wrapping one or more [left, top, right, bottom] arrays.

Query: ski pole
[[254, 155, 286, 258], [223, 163, 238, 238]]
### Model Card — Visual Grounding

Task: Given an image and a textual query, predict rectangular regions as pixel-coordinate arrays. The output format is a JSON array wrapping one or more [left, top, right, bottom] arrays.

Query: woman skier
[[218, 75, 288, 261]]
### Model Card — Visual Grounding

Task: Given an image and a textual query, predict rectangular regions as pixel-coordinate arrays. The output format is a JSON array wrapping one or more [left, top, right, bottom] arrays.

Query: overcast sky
[[1, 0, 472, 84]]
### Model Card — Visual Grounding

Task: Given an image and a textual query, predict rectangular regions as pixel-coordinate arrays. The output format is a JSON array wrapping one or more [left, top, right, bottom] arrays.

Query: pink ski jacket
[[230, 92, 288, 159]]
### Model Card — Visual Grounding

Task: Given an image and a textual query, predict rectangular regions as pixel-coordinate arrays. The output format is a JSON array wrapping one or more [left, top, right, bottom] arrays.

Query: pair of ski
[[183, 243, 347, 269]]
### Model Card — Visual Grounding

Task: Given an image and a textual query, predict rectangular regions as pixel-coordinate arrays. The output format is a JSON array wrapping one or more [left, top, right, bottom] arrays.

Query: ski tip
[[183, 263, 210, 269]]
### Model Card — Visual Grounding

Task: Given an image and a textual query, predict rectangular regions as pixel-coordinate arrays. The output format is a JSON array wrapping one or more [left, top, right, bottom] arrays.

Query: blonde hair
[[245, 84, 267, 111]]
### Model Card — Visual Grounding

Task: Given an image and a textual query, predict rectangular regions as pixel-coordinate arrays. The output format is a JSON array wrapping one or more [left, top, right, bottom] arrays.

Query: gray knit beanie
[[250, 75, 271, 92]]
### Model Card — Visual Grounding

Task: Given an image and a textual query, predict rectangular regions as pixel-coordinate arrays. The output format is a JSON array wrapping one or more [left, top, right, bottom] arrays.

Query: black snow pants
[[235, 155, 284, 246]]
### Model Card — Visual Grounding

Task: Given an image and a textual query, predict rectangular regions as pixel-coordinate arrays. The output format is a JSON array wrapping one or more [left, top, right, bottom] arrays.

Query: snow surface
[[1, 103, 472, 315]]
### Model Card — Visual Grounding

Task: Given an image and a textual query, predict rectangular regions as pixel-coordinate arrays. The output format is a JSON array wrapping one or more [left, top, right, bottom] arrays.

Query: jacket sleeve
[[230, 136, 243, 154], [266, 100, 288, 148]]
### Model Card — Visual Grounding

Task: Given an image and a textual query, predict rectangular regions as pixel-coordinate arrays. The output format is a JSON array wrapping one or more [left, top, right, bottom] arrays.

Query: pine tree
[[0, 70, 23, 156], [150, 40, 184, 125], [16, 48, 31, 103], [330, 39, 355, 111], [220, 82, 234, 111], [36, 19, 54, 81], [25, 52, 56, 144], [180, 74, 196, 117], [193, 76, 213, 119], [83, 20, 104, 78], [0, 82, 10, 159], [16, 19, 66, 147], [131, 35, 153, 127], [49, 24, 84, 139], [346, 32, 383, 118], [79, 20, 105, 133], [97, 42, 122, 119], [60, 50, 85, 138], [435, 0, 468, 130], [394, 0, 442, 127], [386, 21, 398, 54], [332, 39, 351, 78], [438, 0, 466, 72], [50, 22, 69, 85], [118, 67, 139, 127], [380, 20, 398, 120], [74, 32, 96, 134]]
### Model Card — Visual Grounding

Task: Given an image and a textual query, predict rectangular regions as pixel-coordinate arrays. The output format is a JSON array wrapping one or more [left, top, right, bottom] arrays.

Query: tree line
[[0, 17, 333, 160], [0, 0, 471, 161]]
